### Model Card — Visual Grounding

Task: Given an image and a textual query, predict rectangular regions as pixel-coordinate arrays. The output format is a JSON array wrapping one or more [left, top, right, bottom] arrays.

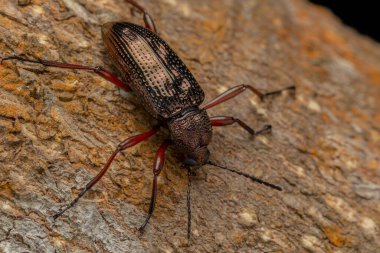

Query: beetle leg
[[201, 84, 295, 110], [53, 127, 160, 220], [1, 55, 131, 91], [124, 0, 157, 33], [210, 116, 272, 137], [139, 140, 171, 232]]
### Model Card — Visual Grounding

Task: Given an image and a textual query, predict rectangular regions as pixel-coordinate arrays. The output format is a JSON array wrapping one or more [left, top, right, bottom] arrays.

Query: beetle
[[1, 0, 295, 238]]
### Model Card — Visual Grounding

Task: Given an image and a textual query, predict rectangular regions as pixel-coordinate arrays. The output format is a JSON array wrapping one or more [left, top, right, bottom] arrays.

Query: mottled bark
[[0, 0, 379, 252]]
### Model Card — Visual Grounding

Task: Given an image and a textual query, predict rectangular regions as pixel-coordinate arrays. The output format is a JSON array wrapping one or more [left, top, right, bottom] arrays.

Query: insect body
[[1, 0, 295, 238], [102, 22, 212, 166]]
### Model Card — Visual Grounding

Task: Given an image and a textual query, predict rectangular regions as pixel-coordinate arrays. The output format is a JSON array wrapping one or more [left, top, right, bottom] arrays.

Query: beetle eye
[[184, 158, 197, 166]]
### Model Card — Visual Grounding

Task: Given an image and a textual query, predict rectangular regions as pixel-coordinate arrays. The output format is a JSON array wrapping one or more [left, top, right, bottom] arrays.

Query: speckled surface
[[0, 0, 379, 252]]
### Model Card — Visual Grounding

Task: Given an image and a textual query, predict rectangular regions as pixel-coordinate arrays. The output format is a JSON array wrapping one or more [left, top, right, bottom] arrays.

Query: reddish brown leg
[[1, 56, 131, 91], [53, 127, 160, 220], [210, 116, 272, 137], [139, 140, 171, 232], [201, 84, 295, 110], [124, 0, 157, 33]]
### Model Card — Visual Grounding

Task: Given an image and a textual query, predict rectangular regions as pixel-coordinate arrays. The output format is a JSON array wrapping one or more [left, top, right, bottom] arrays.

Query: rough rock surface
[[1, 0, 379, 252]]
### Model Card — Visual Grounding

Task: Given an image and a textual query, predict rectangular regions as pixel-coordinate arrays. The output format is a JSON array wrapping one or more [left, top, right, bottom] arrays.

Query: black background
[[309, 0, 380, 42]]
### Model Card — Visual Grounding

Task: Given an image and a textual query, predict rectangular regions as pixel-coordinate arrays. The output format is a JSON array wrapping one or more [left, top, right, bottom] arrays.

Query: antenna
[[208, 161, 282, 191], [187, 167, 192, 240]]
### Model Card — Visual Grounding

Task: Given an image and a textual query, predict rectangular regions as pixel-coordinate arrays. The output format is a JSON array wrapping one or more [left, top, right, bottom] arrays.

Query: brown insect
[[1, 0, 295, 238]]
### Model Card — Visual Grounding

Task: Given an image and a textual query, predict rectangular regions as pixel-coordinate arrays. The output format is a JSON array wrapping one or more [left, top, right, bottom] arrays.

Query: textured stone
[[1, 0, 380, 252]]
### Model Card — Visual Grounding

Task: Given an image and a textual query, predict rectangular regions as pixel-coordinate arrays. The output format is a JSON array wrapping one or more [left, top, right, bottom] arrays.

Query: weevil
[[1, 0, 295, 238]]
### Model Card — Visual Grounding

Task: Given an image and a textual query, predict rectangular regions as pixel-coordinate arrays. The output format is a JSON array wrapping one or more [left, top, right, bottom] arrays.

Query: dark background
[[309, 0, 380, 42]]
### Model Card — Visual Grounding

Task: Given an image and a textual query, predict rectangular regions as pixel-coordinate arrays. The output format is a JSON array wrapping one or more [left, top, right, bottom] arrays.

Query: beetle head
[[183, 146, 210, 166], [168, 109, 212, 166]]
